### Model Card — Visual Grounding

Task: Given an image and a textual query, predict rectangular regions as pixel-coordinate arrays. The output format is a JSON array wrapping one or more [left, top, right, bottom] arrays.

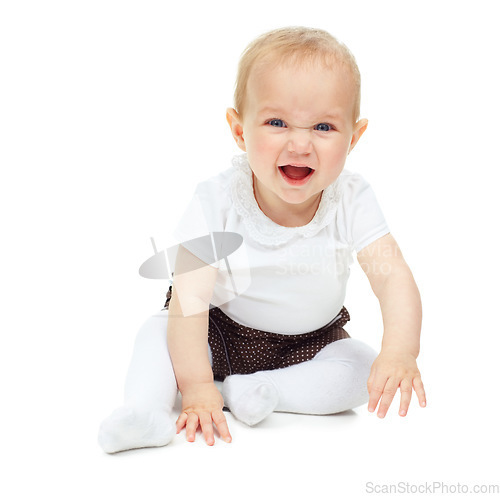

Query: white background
[[1, 0, 499, 495]]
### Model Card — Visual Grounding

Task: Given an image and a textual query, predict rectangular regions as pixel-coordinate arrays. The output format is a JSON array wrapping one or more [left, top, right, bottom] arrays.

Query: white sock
[[98, 311, 177, 453], [222, 338, 377, 424], [222, 373, 279, 426], [98, 406, 175, 454]]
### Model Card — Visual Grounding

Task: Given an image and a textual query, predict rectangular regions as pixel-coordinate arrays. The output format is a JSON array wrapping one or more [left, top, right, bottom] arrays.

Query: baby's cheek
[[253, 128, 282, 147], [258, 142, 279, 156], [320, 139, 351, 164], [247, 140, 275, 162]]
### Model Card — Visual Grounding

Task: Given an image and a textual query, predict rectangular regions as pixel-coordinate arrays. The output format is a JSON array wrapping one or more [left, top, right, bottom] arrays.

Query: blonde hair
[[234, 26, 362, 123]]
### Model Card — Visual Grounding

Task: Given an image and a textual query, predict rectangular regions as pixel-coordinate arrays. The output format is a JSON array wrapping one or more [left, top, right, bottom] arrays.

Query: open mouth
[[279, 165, 314, 181]]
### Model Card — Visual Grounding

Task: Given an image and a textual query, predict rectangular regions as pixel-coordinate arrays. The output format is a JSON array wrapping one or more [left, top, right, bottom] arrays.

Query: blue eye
[[267, 119, 286, 128], [315, 123, 333, 132]]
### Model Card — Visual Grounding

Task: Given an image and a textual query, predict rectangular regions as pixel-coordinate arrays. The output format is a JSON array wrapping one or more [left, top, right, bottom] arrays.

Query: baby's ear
[[226, 108, 246, 151], [348, 118, 368, 154]]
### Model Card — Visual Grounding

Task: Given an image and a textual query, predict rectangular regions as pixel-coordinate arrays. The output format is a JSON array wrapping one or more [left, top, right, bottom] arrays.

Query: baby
[[98, 26, 426, 453]]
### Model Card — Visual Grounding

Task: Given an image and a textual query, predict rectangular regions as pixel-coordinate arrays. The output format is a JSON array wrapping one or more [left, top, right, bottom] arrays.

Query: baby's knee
[[349, 338, 378, 366], [315, 338, 378, 373]]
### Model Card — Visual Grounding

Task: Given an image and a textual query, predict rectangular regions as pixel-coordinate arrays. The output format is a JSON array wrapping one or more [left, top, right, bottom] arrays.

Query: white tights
[[98, 310, 378, 453]]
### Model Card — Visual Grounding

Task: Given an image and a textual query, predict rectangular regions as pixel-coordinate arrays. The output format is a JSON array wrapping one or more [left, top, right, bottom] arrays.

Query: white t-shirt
[[173, 154, 389, 334]]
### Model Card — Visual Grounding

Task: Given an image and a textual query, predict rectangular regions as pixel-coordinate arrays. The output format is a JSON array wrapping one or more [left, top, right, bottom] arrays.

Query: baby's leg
[[222, 338, 377, 426], [98, 310, 178, 453]]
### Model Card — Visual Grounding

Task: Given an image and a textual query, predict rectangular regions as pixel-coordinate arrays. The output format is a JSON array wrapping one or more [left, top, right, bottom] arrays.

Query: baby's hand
[[367, 349, 426, 418], [177, 381, 232, 445]]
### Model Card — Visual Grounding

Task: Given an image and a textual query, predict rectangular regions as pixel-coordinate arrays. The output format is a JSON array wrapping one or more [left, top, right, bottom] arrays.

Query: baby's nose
[[287, 129, 313, 155]]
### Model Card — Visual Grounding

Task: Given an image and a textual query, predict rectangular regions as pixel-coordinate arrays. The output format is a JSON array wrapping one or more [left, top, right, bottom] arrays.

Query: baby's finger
[[198, 411, 215, 446], [398, 378, 413, 416], [176, 412, 188, 434], [376, 377, 400, 418], [212, 410, 232, 443], [367, 371, 375, 394], [367, 375, 388, 413], [413, 376, 427, 408], [185, 412, 200, 442]]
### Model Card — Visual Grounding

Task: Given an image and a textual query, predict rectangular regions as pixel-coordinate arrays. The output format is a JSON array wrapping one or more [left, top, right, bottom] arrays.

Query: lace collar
[[230, 154, 343, 247]]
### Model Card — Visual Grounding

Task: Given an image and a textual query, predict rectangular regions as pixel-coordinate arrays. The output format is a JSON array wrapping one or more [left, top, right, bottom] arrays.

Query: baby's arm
[[166, 245, 231, 445], [357, 233, 426, 418]]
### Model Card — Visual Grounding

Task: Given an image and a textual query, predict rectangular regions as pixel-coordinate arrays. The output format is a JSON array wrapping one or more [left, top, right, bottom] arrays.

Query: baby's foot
[[98, 406, 175, 453], [222, 373, 279, 426]]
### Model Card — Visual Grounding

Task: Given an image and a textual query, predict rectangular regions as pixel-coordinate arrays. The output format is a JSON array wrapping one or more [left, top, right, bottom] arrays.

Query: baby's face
[[228, 60, 367, 223]]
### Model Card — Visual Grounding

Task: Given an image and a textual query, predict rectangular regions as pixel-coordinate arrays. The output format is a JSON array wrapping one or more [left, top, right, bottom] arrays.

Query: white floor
[[7, 387, 497, 497], [93, 393, 497, 496]]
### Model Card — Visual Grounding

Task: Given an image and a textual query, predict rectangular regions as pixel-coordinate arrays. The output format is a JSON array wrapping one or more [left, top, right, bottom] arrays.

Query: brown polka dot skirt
[[163, 287, 351, 382]]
